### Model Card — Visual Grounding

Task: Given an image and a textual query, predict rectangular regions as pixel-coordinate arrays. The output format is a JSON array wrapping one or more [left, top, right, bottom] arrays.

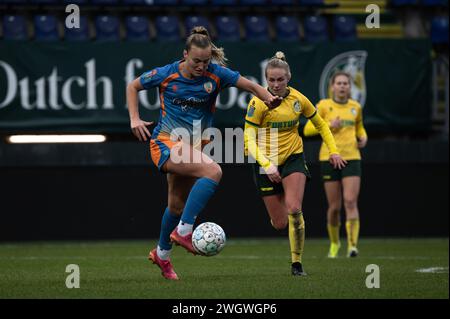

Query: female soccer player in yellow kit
[[244, 52, 346, 276], [304, 72, 368, 258]]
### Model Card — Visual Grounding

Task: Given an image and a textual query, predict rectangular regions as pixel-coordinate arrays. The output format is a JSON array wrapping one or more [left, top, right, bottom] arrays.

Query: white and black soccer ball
[[192, 222, 226, 256]]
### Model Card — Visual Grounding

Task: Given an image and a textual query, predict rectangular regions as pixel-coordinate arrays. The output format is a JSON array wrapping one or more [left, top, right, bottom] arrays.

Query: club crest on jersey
[[247, 105, 256, 117], [293, 100, 301, 113], [204, 82, 213, 93], [144, 69, 157, 80], [319, 50, 368, 107], [351, 108, 357, 116]]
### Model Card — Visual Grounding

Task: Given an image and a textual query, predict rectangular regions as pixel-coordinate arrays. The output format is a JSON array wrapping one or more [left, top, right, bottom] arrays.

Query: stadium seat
[[304, 15, 329, 42], [422, 0, 448, 6], [30, 0, 59, 4], [271, 0, 294, 4], [155, 16, 180, 41], [211, 0, 237, 5], [125, 16, 150, 41], [185, 16, 210, 36], [180, 0, 208, 5], [390, 0, 416, 5], [3, 0, 28, 4], [216, 16, 240, 41], [95, 16, 120, 41], [299, 0, 324, 5], [92, 0, 119, 4], [333, 15, 356, 41], [2, 15, 28, 40], [153, 0, 178, 5], [62, 0, 89, 4], [276, 16, 299, 41], [245, 16, 270, 41], [430, 16, 449, 44], [122, 0, 147, 4], [241, 0, 267, 5], [65, 15, 89, 41], [34, 15, 59, 41]]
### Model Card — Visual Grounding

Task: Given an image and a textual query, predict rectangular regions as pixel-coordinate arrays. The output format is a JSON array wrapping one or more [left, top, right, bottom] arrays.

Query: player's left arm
[[235, 76, 282, 109], [355, 105, 368, 148], [302, 96, 346, 169]]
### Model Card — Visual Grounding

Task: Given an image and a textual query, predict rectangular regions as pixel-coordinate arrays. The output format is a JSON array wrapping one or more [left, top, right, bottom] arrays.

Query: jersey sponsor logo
[[247, 105, 256, 117], [173, 97, 209, 112], [267, 119, 298, 129], [293, 100, 300, 113], [319, 50, 368, 107], [204, 81, 213, 93]]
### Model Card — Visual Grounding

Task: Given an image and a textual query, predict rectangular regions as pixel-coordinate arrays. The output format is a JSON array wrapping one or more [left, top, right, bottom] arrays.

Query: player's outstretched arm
[[126, 78, 153, 142], [235, 76, 282, 109]]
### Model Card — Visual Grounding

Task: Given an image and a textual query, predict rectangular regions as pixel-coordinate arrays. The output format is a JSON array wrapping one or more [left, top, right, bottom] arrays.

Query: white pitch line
[[415, 267, 449, 273]]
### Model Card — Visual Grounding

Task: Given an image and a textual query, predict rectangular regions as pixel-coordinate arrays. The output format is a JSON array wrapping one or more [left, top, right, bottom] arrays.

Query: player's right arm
[[127, 78, 153, 142]]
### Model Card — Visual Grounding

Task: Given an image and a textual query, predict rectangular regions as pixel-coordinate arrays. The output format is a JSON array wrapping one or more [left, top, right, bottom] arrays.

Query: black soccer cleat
[[291, 262, 307, 276]]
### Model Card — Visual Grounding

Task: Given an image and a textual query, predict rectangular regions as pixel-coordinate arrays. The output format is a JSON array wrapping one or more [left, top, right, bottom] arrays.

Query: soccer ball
[[192, 222, 226, 256]]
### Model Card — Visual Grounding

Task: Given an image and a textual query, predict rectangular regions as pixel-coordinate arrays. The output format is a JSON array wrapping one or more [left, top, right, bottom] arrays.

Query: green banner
[[0, 40, 431, 133]]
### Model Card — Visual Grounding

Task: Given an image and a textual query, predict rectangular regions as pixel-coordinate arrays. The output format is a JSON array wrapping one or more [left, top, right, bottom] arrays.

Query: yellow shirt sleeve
[[355, 105, 368, 139], [303, 100, 325, 136], [309, 112, 339, 155], [244, 97, 271, 169]]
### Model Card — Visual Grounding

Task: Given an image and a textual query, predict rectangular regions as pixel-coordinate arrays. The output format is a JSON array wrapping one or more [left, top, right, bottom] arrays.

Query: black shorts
[[252, 153, 311, 197], [320, 160, 361, 182]]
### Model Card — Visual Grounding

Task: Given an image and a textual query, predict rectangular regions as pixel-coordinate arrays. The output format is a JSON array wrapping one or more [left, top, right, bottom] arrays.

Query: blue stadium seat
[[185, 16, 210, 36], [271, 0, 294, 4], [245, 16, 269, 41], [95, 16, 120, 41], [154, 0, 178, 5], [276, 16, 299, 41], [122, 0, 147, 4], [30, 0, 59, 4], [299, 0, 324, 5], [304, 15, 329, 42], [125, 16, 150, 41], [92, 0, 119, 4], [211, 0, 237, 5], [430, 16, 449, 44], [2, 15, 27, 40], [422, 0, 448, 6], [34, 15, 59, 41], [390, 0, 416, 5], [180, 0, 208, 5], [155, 16, 180, 41], [241, 0, 267, 5], [65, 16, 89, 41], [62, 0, 89, 4], [3, 0, 28, 4], [216, 16, 240, 41], [333, 15, 356, 41]]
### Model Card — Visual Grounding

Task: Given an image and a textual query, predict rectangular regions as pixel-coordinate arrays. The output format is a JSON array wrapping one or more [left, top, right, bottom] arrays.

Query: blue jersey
[[140, 60, 240, 139]]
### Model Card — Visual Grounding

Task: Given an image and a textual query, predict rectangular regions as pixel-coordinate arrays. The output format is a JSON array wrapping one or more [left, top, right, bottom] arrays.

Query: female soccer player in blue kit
[[126, 27, 282, 280]]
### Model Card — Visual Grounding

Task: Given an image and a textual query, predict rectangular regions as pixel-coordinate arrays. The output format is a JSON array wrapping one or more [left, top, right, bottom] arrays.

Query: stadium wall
[[0, 139, 447, 241]]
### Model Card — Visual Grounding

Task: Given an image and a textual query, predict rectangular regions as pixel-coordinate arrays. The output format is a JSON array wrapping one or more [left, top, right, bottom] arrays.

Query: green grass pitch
[[0, 238, 448, 299]]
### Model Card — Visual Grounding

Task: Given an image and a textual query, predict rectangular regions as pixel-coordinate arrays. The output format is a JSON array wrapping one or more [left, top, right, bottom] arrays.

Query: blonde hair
[[265, 51, 291, 79], [331, 71, 352, 84], [185, 26, 228, 66]]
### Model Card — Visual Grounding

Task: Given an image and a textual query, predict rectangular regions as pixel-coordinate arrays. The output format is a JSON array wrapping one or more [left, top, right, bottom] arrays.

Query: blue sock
[[158, 207, 181, 250], [181, 177, 219, 225]]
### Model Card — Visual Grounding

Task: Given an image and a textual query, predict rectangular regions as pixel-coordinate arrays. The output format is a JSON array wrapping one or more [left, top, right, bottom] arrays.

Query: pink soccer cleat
[[170, 228, 199, 255], [148, 249, 179, 280]]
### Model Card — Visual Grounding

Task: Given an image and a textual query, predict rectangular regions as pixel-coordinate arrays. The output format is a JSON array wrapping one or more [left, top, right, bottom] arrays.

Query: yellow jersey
[[244, 87, 338, 167], [304, 98, 367, 161]]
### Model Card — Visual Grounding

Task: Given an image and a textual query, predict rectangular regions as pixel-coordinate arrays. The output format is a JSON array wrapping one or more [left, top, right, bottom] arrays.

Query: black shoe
[[291, 262, 307, 276]]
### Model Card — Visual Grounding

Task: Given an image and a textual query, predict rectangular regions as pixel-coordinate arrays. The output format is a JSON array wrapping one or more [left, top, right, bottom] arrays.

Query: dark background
[[0, 138, 447, 241]]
